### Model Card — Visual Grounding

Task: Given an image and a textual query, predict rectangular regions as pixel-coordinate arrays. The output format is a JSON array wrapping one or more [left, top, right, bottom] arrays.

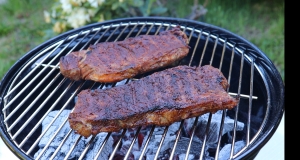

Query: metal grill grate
[[1, 20, 273, 160]]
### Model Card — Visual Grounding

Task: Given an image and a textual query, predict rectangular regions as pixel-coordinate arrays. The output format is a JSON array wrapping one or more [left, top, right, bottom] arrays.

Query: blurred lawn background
[[0, 0, 284, 82]]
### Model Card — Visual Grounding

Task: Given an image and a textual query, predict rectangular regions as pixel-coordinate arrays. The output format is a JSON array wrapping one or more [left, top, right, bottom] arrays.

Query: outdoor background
[[0, 0, 284, 82]]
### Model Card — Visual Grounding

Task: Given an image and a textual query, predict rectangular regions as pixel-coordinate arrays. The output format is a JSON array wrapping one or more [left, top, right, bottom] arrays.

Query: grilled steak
[[59, 26, 189, 83], [68, 65, 238, 137]]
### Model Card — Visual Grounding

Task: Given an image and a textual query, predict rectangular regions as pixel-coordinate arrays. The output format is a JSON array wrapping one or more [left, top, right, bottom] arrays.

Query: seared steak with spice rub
[[59, 26, 189, 83], [68, 65, 238, 137]]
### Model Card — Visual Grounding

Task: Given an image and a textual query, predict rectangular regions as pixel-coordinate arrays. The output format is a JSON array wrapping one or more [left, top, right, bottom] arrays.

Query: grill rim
[[0, 16, 285, 160]]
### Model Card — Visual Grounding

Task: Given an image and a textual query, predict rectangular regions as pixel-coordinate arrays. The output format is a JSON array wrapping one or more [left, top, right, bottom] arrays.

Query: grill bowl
[[0, 17, 284, 160]]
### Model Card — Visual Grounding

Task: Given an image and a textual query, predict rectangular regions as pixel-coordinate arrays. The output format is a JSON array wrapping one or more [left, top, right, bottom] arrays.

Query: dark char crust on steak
[[59, 26, 189, 83], [68, 65, 238, 137]]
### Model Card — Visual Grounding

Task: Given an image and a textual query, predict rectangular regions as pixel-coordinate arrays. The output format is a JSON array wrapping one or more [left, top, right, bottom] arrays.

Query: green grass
[[0, 0, 284, 82], [169, 0, 285, 82], [205, 0, 285, 81], [0, 0, 53, 80]]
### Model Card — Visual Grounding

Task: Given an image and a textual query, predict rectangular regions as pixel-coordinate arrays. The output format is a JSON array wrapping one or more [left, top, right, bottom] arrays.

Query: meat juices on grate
[[68, 65, 238, 137], [59, 26, 189, 83]]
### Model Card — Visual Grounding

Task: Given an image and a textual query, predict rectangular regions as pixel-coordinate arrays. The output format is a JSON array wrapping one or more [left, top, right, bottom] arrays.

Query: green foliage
[[138, 0, 167, 16], [0, 0, 53, 79], [45, 0, 168, 34], [0, 23, 13, 36]]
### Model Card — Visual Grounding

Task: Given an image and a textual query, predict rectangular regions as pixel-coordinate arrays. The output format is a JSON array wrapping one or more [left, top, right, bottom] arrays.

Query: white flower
[[60, 0, 72, 13], [53, 21, 67, 33], [43, 10, 51, 23], [70, 0, 86, 6], [67, 8, 91, 28], [88, 0, 98, 8], [87, 8, 97, 16], [98, 0, 105, 5], [119, 0, 123, 2], [98, 14, 104, 22], [51, 9, 57, 18]]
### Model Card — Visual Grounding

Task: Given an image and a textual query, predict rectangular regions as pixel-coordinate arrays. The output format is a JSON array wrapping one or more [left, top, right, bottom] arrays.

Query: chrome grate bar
[[145, 23, 155, 35], [49, 129, 73, 160], [23, 28, 105, 150], [78, 136, 97, 160], [49, 81, 104, 159], [199, 113, 213, 160], [215, 109, 228, 160], [106, 23, 122, 42], [6, 72, 65, 130], [114, 22, 130, 41], [247, 59, 254, 145], [230, 50, 245, 159], [136, 22, 147, 36], [17, 80, 71, 147], [199, 32, 210, 66], [9, 29, 95, 138], [83, 25, 106, 48], [214, 42, 236, 160], [35, 63, 59, 69], [35, 113, 71, 160], [188, 29, 202, 67], [229, 93, 257, 99], [124, 127, 142, 160], [3, 40, 65, 101], [169, 120, 184, 160], [138, 126, 156, 160], [20, 24, 108, 149], [154, 126, 169, 160], [187, 28, 195, 49], [63, 135, 83, 160], [198, 32, 213, 160], [93, 24, 112, 45], [10, 77, 67, 137], [127, 21, 140, 38], [210, 34, 219, 66], [184, 117, 199, 160], [109, 129, 127, 160], [219, 38, 228, 71], [3, 45, 65, 111], [2, 31, 86, 113], [25, 80, 79, 153], [233, 63, 270, 159], [93, 132, 112, 160]]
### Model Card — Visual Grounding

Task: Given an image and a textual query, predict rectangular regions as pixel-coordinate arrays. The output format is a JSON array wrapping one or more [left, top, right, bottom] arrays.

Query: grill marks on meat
[[68, 65, 238, 137], [59, 26, 189, 83]]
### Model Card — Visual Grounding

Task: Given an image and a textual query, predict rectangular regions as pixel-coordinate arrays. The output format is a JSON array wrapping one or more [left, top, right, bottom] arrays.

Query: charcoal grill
[[0, 17, 284, 160]]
